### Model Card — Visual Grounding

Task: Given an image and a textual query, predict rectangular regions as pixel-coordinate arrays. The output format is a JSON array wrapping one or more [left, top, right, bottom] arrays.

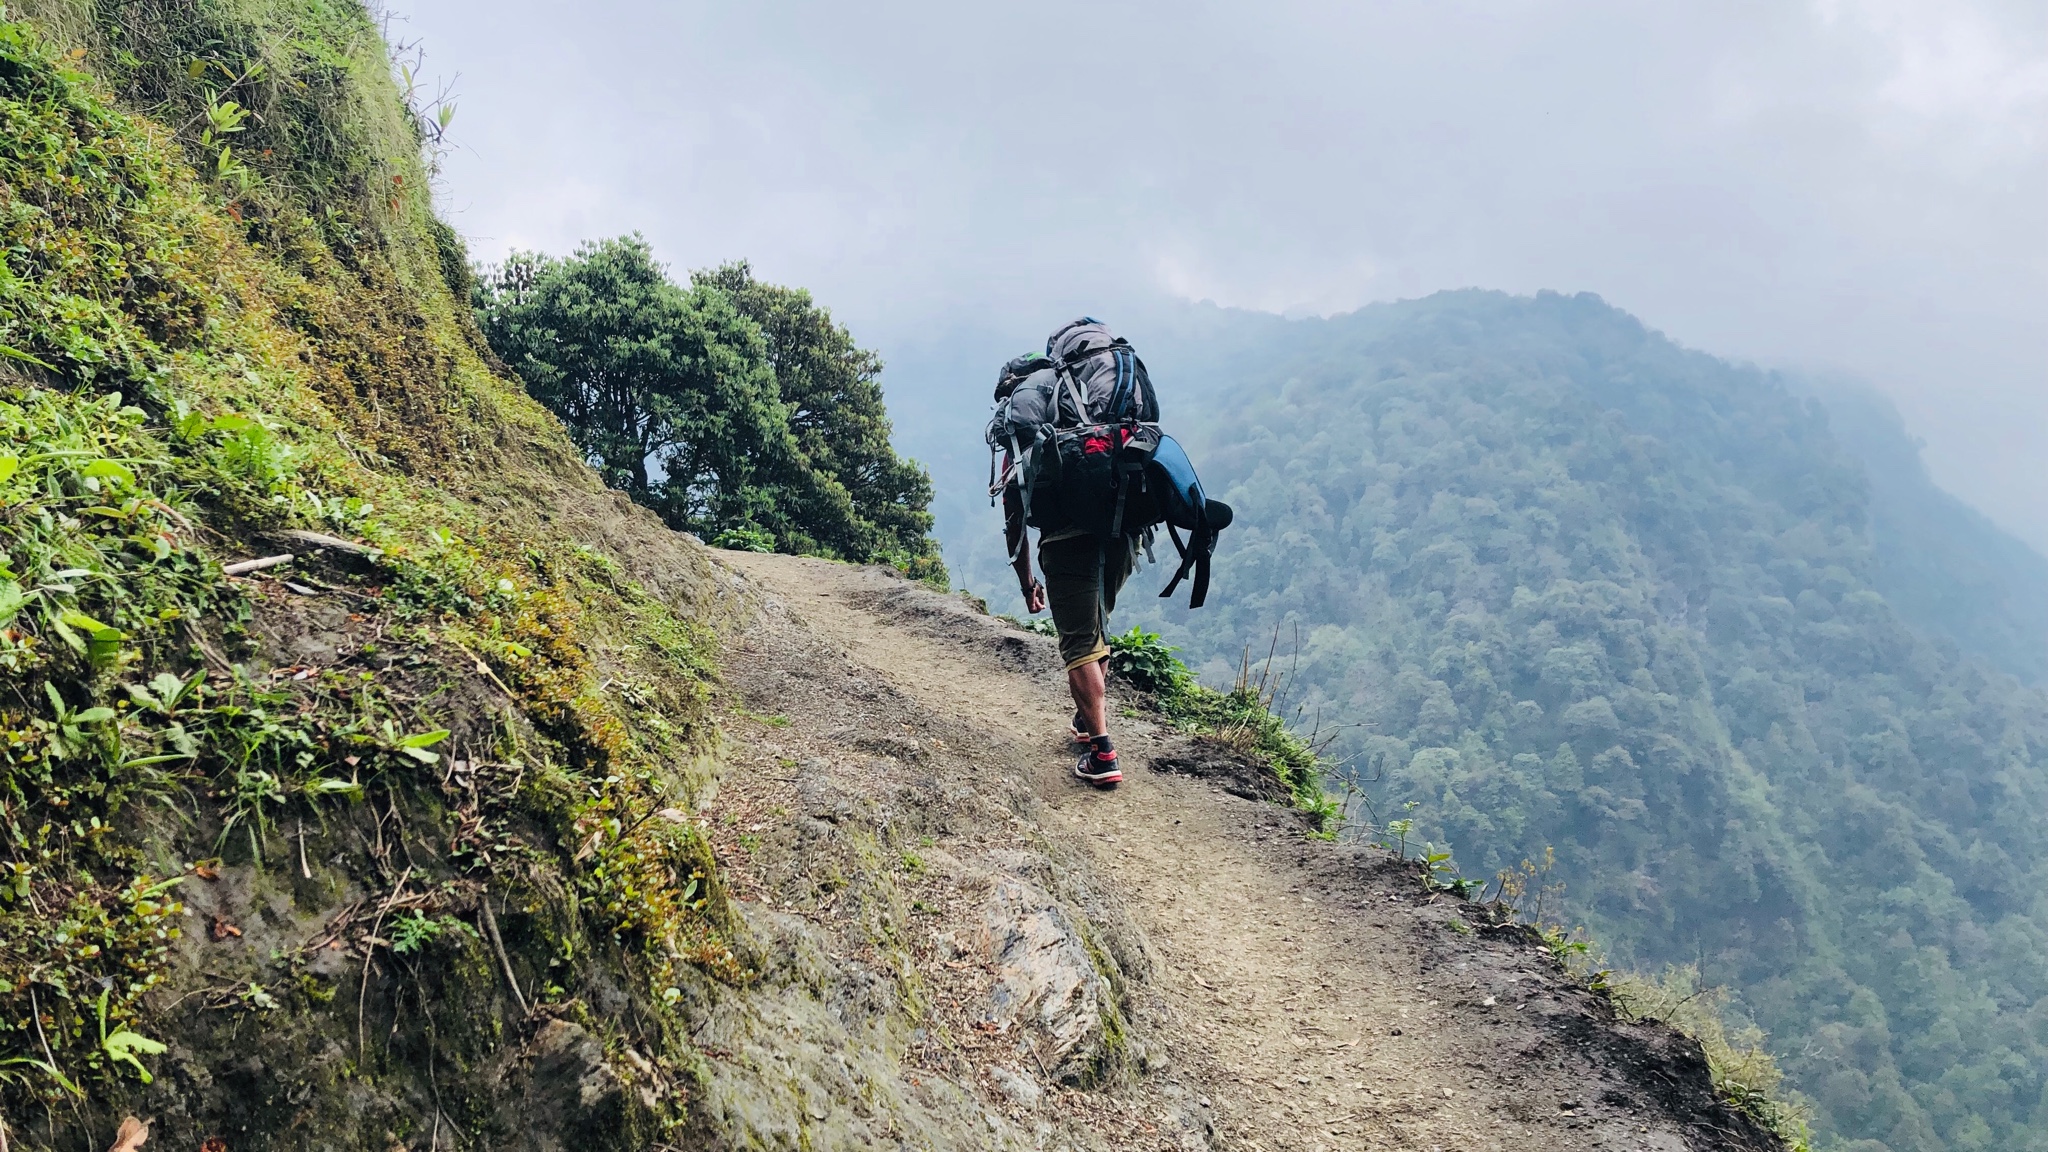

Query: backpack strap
[[1006, 433, 1034, 563], [1156, 518, 1218, 608], [1187, 526, 1215, 609], [1159, 524, 1192, 599], [1057, 367, 1089, 426]]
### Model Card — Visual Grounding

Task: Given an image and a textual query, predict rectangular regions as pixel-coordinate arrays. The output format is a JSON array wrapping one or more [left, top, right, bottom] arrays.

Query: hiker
[[1004, 446, 1141, 789], [988, 319, 1232, 791]]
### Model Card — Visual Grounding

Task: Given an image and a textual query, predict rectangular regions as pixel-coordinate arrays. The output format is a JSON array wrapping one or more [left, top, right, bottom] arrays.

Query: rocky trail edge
[[687, 551, 1784, 1152]]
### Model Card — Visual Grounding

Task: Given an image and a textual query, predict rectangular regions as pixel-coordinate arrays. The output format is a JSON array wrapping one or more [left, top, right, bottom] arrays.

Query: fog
[[396, 0, 2048, 551]]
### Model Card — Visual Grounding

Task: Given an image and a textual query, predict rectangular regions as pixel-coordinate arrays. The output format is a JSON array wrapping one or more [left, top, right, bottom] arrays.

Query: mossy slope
[[0, 3, 758, 1147]]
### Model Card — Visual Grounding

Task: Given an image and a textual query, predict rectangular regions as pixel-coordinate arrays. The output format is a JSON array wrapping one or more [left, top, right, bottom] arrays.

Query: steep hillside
[[0, 1, 746, 1142], [1801, 380, 2048, 686], [1077, 291, 2048, 1152]]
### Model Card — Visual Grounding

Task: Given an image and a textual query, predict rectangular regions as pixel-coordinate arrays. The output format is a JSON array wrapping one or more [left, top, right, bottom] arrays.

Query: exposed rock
[[979, 877, 1123, 1085], [989, 1065, 1043, 1111], [516, 1020, 651, 1152]]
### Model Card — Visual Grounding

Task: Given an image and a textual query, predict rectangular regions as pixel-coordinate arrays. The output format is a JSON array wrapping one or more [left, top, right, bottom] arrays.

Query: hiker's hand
[[1022, 578, 1046, 614]]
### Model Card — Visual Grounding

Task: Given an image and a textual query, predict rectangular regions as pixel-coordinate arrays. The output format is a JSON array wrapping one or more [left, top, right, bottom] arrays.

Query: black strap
[[1159, 524, 1193, 598], [1058, 338, 1129, 368], [1189, 527, 1215, 609], [1107, 451, 1147, 540], [1156, 521, 1217, 608]]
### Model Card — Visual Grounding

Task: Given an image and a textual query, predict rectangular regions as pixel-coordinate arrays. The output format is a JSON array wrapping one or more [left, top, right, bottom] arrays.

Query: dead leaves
[[107, 1118, 147, 1152]]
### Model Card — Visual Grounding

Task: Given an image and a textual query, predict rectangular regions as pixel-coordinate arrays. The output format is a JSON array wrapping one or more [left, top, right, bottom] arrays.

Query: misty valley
[[933, 290, 2048, 1152]]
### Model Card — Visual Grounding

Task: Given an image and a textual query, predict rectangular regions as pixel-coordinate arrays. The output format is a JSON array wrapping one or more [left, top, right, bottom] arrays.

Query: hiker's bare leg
[[1068, 657, 1108, 738]]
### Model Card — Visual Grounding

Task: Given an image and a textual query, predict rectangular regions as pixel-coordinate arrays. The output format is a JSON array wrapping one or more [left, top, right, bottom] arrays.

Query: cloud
[[400, 0, 2048, 548]]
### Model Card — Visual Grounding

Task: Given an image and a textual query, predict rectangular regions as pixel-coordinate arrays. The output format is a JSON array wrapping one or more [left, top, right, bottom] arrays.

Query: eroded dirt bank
[[690, 552, 1782, 1152]]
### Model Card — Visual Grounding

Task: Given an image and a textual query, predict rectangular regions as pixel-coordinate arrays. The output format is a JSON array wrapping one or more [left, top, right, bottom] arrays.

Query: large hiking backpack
[[985, 319, 1233, 608]]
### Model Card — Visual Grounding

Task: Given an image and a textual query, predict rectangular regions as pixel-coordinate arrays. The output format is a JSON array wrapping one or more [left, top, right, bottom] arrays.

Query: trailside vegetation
[[1105, 625, 1333, 823], [473, 240, 945, 580], [1123, 290, 2048, 1152], [0, 3, 740, 1139]]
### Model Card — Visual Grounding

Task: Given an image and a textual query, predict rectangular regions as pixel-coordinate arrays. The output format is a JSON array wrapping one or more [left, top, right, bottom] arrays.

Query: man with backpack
[[988, 319, 1232, 790]]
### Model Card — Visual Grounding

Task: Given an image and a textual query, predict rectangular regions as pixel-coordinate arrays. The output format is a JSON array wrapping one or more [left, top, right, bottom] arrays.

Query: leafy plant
[[389, 911, 474, 955], [712, 526, 775, 553], [1108, 626, 1189, 694], [1006, 614, 1059, 637], [97, 989, 166, 1083], [1608, 965, 1813, 1150]]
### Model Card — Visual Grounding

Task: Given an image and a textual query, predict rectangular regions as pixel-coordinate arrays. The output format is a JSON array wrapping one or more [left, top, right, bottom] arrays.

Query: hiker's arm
[[1004, 481, 1046, 612]]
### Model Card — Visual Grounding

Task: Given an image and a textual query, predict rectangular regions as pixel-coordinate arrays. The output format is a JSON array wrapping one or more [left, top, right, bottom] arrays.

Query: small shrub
[[899, 551, 949, 590], [712, 526, 775, 553], [1107, 627, 1189, 694], [1609, 965, 1812, 1149]]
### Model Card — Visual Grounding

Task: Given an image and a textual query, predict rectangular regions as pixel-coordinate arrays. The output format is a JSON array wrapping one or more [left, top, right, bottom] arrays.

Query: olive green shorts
[[1039, 533, 1138, 671]]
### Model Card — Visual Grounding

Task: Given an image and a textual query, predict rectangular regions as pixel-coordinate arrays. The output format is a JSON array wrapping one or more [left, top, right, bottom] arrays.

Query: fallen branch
[[180, 619, 234, 672], [478, 893, 530, 1016], [359, 865, 413, 1060], [274, 529, 384, 559], [223, 553, 293, 576]]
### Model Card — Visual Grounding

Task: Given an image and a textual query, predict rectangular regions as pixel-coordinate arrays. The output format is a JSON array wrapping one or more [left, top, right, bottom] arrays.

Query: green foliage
[[1814, 380, 2048, 685], [473, 239, 944, 575], [388, 910, 475, 955], [877, 547, 950, 590], [1101, 625, 1334, 826], [1609, 966, 1812, 1150], [21, 0, 430, 246], [1125, 289, 2048, 1151], [0, 10, 739, 1120], [712, 525, 775, 553], [1107, 626, 1189, 694], [696, 261, 941, 566], [1004, 614, 1058, 638]]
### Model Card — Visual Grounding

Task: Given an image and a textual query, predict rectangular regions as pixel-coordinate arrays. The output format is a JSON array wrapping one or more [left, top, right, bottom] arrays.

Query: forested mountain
[[1807, 381, 2048, 687], [942, 291, 2048, 1152]]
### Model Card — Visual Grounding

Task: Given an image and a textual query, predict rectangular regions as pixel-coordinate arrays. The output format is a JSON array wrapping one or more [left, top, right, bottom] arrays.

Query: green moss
[[0, 6, 740, 1135], [1074, 929, 1130, 1089]]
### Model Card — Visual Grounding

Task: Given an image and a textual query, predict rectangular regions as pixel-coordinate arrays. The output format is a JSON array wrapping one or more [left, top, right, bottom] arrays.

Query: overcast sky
[[396, 0, 2048, 550]]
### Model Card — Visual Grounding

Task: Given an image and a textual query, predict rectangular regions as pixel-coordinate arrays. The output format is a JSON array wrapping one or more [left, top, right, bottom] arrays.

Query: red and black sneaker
[[1073, 738, 1122, 788], [1069, 711, 1092, 745]]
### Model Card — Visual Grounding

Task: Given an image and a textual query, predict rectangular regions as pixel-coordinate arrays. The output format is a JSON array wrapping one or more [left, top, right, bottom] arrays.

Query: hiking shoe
[[1070, 711, 1091, 745], [1073, 747, 1122, 788]]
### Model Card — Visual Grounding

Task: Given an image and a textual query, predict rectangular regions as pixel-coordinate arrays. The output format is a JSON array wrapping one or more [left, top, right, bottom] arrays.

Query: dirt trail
[[705, 552, 1777, 1152]]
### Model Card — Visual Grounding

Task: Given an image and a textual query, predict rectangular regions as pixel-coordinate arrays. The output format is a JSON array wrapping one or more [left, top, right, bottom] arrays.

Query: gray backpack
[[984, 320, 1229, 607], [1043, 318, 1159, 426], [984, 318, 1160, 467]]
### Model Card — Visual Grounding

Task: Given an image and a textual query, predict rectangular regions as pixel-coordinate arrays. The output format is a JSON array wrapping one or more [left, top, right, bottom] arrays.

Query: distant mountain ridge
[[917, 290, 2048, 1152], [1801, 380, 2048, 685]]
